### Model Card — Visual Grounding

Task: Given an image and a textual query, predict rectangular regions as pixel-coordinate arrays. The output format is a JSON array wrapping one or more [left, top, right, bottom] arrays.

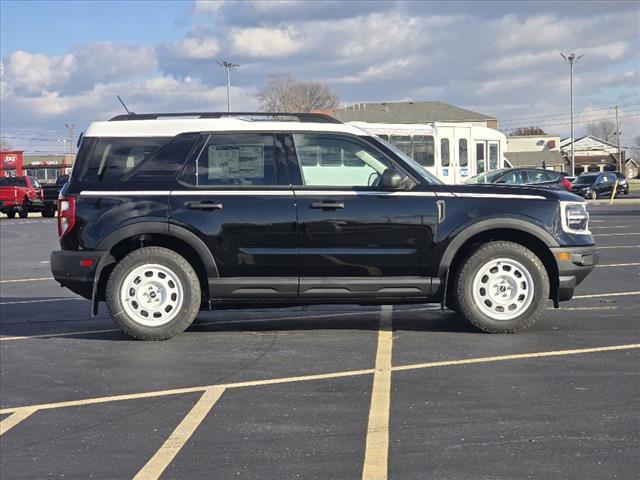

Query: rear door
[[169, 132, 298, 299], [287, 132, 437, 299]]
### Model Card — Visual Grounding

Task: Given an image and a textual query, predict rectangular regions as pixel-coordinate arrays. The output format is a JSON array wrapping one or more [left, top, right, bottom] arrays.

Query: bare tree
[[0, 137, 11, 151], [510, 126, 547, 135], [586, 119, 617, 143], [257, 74, 340, 113], [631, 134, 640, 158]]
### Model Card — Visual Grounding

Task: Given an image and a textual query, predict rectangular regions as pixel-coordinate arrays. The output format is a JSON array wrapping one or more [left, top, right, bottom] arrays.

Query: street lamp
[[561, 52, 584, 176], [64, 123, 76, 155], [217, 61, 240, 112]]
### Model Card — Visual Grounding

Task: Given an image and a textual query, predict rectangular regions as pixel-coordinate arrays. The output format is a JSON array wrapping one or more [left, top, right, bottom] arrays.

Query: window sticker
[[208, 145, 264, 179]]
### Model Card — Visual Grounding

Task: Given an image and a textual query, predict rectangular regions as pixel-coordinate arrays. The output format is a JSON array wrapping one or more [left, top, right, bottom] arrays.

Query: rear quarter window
[[72, 135, 198, 185]]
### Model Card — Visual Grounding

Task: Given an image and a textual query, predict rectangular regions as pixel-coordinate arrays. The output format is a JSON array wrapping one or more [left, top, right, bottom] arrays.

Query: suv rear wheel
[[455, 241, 549, 333], [106, 247, 201, 340]]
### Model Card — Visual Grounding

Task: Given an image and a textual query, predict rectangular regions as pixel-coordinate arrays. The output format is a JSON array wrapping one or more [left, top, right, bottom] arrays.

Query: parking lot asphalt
[[1, 204, 639, 480]]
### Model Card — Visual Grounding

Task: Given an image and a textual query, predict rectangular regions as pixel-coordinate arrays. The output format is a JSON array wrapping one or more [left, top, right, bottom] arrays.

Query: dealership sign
[[3, 154, 17, 167]]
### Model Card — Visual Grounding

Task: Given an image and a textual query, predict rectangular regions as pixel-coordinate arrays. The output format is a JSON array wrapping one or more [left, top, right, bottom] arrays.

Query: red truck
[[0, 176, 47, 218]]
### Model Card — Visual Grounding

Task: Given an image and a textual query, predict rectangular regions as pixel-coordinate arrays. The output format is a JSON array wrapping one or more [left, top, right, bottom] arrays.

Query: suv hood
[[442, 183, 584, 202]]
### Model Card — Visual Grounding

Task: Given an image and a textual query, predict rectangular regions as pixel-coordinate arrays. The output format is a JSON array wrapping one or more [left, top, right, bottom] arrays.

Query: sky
[[0, 0, 638, 154]]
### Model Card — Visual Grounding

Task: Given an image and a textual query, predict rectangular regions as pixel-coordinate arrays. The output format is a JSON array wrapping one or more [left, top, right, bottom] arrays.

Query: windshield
[[575, 175, 597, 185], [374, 137, 442, 185], [465, 170, 507, 184]]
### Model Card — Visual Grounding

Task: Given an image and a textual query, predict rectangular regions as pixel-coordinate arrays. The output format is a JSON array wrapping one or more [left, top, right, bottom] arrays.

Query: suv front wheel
[[455, 241, 549, 333], [106, 247, 201, 340]]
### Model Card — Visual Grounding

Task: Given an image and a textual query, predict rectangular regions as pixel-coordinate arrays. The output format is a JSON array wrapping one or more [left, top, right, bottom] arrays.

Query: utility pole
[[64, 123, 75, 155], [615, 106, 622, 172], [561, 53, 584, 176], [217, 61, 240, 112]]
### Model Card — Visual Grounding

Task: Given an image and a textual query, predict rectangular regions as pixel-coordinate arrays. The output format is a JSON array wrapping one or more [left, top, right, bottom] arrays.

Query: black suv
[[572, 172, 620, 199], [51, 112, 597, 340]]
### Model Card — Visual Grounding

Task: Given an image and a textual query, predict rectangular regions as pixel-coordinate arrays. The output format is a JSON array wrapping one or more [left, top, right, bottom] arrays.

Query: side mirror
[[381, 169, 407, 190], [496, 180, 506, 184]]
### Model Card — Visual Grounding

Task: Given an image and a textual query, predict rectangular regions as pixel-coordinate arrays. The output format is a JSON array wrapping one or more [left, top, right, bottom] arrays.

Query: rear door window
[[182, 133, 280, 186]]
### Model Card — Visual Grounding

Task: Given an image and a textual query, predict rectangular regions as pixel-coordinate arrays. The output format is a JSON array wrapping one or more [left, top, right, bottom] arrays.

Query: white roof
[[349, 121, 436, 135], [84, 118, 368, 138]]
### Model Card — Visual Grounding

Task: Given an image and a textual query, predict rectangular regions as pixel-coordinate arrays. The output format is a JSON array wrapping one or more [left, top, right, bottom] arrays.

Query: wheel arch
[[91, 222, 218, 314], [439, 219, 560, 307]]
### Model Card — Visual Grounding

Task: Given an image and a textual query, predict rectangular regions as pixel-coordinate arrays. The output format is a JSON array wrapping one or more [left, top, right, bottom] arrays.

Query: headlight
[[560, 201, 590, 234]]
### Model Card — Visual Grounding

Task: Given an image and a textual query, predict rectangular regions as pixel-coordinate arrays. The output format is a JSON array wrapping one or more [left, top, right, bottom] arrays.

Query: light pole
[[561, 53, 584, 176], [217, 61, 240, 112], [64, 123, 75, 155]]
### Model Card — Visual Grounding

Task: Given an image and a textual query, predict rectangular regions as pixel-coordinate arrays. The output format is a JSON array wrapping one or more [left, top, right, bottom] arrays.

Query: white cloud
[[334, 57, 420, 84], [4, 50, 75, 93], [230, 27, 303, 57], [193, 0, 225, 14], [246, 0, 301, 13], [171, 37, 220, 60], [73, 42, 157, 84]]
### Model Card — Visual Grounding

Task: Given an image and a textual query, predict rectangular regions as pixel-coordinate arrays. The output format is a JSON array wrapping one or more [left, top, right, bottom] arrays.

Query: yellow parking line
[[0, 328, 120, 342], [362, 306, 393, 480], [0, 277, 54, 284], [593, 232, 640, 236], [0, 409, 36, 436], [596, 262, 640, 268], [0, 307, 440, 343], [559, 306, 618, 311], [2, 344, 638, 417], [573, 291, 640, 299], [392, 344, 640, 373], [133, 387, 225, 480]]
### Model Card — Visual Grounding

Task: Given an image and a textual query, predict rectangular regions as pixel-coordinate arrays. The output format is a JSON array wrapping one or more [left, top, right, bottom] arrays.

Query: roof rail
[[108, 112, 342, 124]]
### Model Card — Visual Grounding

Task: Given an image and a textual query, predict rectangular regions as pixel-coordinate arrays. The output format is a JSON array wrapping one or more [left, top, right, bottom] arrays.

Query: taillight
[[57, 196, 76, 238], [561, 178, 572, 191]]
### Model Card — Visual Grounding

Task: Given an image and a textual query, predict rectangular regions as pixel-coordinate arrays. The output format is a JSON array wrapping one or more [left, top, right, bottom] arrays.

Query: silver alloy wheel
[[120, 263, 184, 327], [471, 257, 535, 321]]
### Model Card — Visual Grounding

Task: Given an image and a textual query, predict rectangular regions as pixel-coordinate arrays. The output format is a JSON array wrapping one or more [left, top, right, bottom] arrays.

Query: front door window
[[292, 133, 395, 187]]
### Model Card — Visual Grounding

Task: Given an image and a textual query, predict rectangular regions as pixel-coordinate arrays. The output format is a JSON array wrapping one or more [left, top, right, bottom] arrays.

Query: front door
[[169, 132, 298, 299], [286, 132, 438, 299]]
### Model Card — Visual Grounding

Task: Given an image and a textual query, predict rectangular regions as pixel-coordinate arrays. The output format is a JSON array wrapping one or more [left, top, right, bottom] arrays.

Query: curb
[[587, 199, 640, 205]]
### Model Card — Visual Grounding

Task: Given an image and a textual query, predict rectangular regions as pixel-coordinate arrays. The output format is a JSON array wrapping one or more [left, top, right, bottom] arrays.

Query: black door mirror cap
[[381, 169, 407, 190]]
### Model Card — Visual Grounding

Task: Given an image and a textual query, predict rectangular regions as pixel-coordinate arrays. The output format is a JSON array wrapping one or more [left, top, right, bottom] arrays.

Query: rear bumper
[[550, 245, 598, 302], [51, 250, 105, 299]]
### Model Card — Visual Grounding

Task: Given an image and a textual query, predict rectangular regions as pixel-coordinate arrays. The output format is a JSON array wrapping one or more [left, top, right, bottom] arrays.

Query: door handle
[[186, 201, 223, 210], [309, 202, 345, 210]]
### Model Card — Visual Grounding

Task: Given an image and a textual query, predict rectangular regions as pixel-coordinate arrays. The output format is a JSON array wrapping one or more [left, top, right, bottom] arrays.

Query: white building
[[505, 135, 566, 172]]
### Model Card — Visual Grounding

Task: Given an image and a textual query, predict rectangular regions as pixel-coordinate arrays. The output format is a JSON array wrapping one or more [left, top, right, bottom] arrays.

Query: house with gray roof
[[332, 101, 498, 129]]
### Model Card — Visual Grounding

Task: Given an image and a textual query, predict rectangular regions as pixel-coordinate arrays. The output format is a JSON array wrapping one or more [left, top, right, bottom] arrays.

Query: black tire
[[106, 247, 201, 340], [42, 206, 55, 217], [18, 199, 29, 218], [454, 241, 549, 333], [6, 211, 16, 219]]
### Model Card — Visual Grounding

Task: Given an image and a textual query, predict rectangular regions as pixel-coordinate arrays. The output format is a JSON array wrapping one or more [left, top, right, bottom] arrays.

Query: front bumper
[[571, 189, 590, 199], [550, 245, 598, 302], [51, 250, 105, 299]]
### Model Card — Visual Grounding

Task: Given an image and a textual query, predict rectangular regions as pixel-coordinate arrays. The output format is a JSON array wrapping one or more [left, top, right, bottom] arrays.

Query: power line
[[501, 113, 640, 131], [500, 103, 640, 125]]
